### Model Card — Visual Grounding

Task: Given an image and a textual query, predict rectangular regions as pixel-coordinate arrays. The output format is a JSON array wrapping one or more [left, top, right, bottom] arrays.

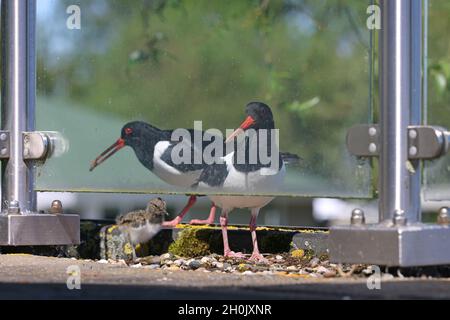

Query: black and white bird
[[116, 197, 168, 261], [90, 113, 299, 229], [89, 121, 223, 227], [193, 102, 286, 262]]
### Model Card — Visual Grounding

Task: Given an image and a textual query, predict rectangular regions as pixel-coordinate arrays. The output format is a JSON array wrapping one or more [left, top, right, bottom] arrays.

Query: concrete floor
[[0, 255, 450, 299]]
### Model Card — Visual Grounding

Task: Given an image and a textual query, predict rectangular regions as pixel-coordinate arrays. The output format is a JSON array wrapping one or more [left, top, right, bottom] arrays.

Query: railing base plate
[[329, 223, 450, 267], [0, 214, 79, 246]]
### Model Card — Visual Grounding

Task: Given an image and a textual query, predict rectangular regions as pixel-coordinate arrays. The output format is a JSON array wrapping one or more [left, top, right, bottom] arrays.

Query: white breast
[[152, 141, 202, 187], [208, 152, 286, 210], [128, 222, 161, 245]]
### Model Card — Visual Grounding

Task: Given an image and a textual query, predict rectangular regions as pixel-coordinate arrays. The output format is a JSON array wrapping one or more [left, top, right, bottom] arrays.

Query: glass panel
[[423, 0, 450, 201], [36, 0, 372, 198]]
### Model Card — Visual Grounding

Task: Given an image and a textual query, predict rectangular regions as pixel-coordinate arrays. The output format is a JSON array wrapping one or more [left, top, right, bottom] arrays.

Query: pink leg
[[220, 210, 245, 259], [189, 203, 216, 225], [162, 195, 196, 227], [248, 208, 267, 262]]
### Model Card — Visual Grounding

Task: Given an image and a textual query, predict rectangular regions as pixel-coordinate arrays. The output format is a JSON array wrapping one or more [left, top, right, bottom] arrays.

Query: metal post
[[0, 0, 79, 246], [330, 0, 450, 266], [409, 0, 423, 222], [1, 0, 35, 213], [379, 0, 411, 224]]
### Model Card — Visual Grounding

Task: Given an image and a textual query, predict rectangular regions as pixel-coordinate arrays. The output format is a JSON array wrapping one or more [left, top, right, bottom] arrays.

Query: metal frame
[[330, 0, 450, 267], [0, 0, 79, 246]]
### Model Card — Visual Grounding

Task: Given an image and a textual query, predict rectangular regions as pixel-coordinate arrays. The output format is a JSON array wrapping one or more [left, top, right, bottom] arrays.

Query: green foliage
[[36, 0, 375, 188]]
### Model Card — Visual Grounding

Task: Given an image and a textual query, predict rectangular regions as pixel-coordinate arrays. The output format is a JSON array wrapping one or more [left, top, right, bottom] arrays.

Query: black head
[[120, 121, 160, 147], [225, 101, 275, 143], [90, 121, 161, 172], [244, 102, 274, 130]]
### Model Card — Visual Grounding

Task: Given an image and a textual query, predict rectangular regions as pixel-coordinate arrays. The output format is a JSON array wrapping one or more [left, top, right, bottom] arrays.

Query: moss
[[123, 242, 134, 256], [303, 249, 316, 261], [168, 228, 213, 258], [290, 249, 305, 258]]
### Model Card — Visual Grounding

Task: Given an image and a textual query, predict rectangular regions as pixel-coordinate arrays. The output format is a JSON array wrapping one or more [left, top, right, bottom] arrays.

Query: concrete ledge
[[1, 220, 329, 260]]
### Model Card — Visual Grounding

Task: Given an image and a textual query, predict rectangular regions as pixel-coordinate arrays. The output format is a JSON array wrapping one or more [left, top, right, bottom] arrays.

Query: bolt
[[49, 200, 63, 214], [393, 209, 407, 226], [368, 127, 377, 137], [409, 146, 418, 156], [437, 207, 449, 225], [409, 129, 418, 139], [0, 133, 7, 141], [8, 200, 20, 214], [351, 208, 365, 225], [368, 143, 377, 153], [1, 148, 7, 156]]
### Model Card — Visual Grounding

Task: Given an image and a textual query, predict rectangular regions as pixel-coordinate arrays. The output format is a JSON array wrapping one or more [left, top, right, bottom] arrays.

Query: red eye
[[125, 128, 133, 135]]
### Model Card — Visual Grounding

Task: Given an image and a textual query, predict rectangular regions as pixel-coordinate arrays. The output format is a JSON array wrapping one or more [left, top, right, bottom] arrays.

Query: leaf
[[286, 97, 320, 115]]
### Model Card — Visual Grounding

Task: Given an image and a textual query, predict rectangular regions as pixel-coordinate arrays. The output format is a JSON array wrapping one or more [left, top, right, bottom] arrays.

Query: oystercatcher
[[89, 121, 222, 227], [193, 102, 285, 262], [90, 116, 299, 228], [116, 197, 168, 261]]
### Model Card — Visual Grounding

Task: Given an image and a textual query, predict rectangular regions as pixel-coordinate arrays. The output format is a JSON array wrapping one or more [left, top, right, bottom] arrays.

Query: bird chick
[[116, 197, 168, 262]]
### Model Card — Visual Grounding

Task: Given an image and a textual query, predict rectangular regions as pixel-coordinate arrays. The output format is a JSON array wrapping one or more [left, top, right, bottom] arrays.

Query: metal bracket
[[347, 124, 450, 160], [0, 130, 49, 160]]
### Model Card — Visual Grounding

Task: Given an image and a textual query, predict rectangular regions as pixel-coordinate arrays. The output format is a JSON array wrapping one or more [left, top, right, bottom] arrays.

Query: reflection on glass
[[36, 0, 372, 197], [423, 0, 450, 201]]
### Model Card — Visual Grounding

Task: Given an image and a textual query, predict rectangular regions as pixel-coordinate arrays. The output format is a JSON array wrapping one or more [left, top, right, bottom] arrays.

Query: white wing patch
[[152, 141, 201, 187]]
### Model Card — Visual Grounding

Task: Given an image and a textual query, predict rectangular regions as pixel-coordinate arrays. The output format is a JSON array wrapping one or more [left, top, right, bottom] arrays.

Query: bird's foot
[[224, 250, 246, 259], [189, 218, 214, 225], [249, 253, 269, 263], [162, 216, 182, 228]]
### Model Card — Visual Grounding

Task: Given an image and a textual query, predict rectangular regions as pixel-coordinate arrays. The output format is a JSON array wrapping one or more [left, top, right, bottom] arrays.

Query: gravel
[[110, 252, 377, 279]]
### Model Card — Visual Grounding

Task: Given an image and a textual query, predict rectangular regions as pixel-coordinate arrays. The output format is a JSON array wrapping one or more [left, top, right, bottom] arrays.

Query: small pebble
[[287, 266, 297, 271], [316, 266, 330, 274], [131, 263, 142, 268], [309, 257, 320, 268], [97, 259, 108, 264], [160, 253, 173, 261], [275, 255, 283, 261], [188, 260, 202, 270], [148, 264, 160, 270], [242, 271, 254, 275], [174, 259, 185, 267], [200, 256, 212, 265]]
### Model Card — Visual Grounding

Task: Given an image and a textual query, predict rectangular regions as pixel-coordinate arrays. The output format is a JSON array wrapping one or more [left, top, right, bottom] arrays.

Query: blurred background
[[10, 0, 450, 225]]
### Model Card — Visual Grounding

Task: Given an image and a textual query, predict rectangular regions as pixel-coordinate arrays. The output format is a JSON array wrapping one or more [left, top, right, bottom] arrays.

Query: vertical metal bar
[[379, 0, 412, 223], [1, 0, 35, 213], [409, 0, 422, 222], [27, 0, 37, 212], [422, 0, 428, 126]]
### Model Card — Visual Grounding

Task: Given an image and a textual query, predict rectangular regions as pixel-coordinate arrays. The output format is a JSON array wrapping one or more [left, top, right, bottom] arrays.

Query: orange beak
[[89, 138, 125, 171], [225, 116, 255, 143]]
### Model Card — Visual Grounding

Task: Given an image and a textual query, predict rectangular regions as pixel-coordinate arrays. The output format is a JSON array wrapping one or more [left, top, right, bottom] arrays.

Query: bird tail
[[280, 152, 302, 165]]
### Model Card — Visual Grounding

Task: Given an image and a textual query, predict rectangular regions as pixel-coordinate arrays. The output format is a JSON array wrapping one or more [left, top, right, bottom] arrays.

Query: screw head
[[0, 133, 7, 141], [368, 143, 377, 153], [49, 200, 63, 214], [351, 208, 365, 225], [368, 127, 377, 136], [8, 200, 20, 214], [409, 146, 418, 156], [393, 209, 407, 226], [438, 207, 449, 225], [409, 129, 418, 139]]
